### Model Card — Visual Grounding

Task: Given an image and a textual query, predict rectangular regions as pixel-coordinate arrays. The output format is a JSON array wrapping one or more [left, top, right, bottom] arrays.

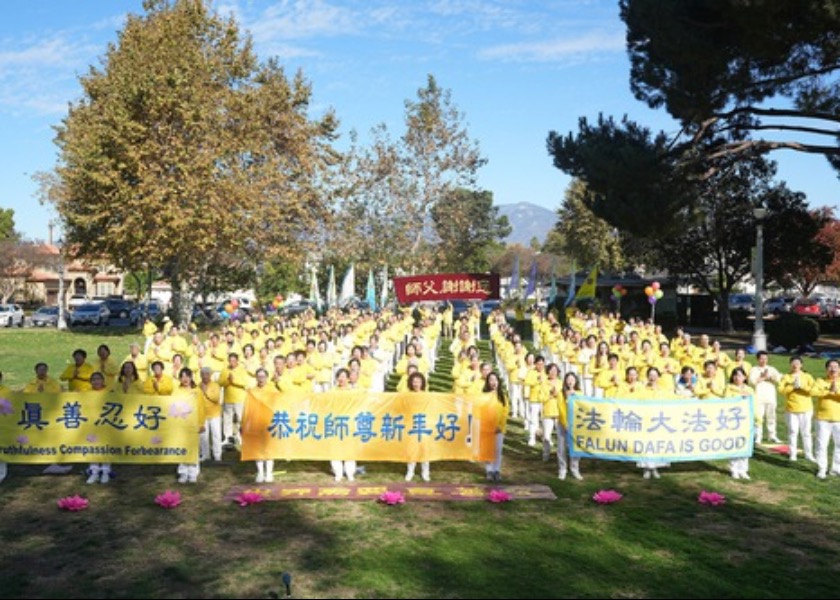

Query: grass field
[[1, 328, 839, 599]]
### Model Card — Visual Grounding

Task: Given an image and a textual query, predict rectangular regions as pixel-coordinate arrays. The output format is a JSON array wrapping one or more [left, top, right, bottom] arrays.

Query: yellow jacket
[[814, 378, 840, 421], [778, 372, 815, 414]]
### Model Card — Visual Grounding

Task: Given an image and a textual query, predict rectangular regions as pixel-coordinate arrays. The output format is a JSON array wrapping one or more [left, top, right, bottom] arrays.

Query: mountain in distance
[[496, 201, 556, 246]]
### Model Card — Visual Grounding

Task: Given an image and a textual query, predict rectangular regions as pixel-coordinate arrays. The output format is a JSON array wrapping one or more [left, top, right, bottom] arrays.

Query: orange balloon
[[224, 303, 234, 313], [644, 286, 654, 297]]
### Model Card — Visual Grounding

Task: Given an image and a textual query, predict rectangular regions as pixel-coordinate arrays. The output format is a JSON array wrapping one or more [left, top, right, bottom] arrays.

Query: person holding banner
[[405, 371, 431, 482], [86, 372, 113, 484], [144, 360, 175, 396], [247, 368, 278, 483], [175, 368, 204, 484], [331, 368, 358, 482], [483, 371, 509, 482], [114, 361, 144, 394], [726, 368, 755, 480], [558, 371, 583, 480], [23, 362, 62, 393], [778, 356, 816, 463]]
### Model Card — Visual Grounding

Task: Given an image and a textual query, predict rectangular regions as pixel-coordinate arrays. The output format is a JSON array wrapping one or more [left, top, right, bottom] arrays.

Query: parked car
[[67, 294, 89, 309], [480, 299, 502, 316], [31, 306, 60, 327], [135, 301, 163, 321], [279, 299, 319, 317], [764, 296, 795, 315], [728, 293, 755, 312], [792, 297, 822, 317], [101, 298, 137, 321], [0, 304, 24, 327], [69, 302, 110, 326]]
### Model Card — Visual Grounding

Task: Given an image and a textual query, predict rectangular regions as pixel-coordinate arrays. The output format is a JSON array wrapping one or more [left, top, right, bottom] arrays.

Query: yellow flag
[[576, 265, 599, 300]]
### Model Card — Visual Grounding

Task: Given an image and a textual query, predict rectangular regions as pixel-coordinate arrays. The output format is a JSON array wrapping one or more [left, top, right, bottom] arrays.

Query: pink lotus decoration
[[768, 445, 791, 455], [0, 398, 13, 415], [150, 435, 163, 445], [16, 435, 29, 445], [592, 489, 624, 504], [378, 491, 405, 506], [168, 402, 193, 419], [698, 491, 726, 506], [234, 491, 265, 507], [155, 490, 182, 509], [86, 433, 98, 443], [57, 495, 89, 511], [487, 489, 513, 503]]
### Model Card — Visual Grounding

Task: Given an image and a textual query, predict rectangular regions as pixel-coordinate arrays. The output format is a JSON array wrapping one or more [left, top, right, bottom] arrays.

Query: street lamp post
[[56, 239, 67, 330], [752, 207, 767, 352]]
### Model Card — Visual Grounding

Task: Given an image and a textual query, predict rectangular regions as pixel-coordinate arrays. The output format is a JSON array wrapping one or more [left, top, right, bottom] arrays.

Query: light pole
[[56, 238, 67, 330], [752, 207, 767, 352]]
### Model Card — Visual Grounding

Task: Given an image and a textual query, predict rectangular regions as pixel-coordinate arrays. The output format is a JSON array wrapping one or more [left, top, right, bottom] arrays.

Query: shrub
[[766, 315, 820, 350]]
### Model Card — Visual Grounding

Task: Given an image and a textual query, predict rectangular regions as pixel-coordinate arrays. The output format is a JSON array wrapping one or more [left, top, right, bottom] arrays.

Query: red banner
[[393, 273, 500, 303]]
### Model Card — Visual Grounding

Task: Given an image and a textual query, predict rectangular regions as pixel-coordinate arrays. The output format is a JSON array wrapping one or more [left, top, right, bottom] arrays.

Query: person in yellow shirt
[[198, 366, 223, 461], [242, 367, 279, 483], [23, 362, 62, 393], [86, 372, 112, 484], [142, 316, 158, 352], [483, 371, 509, 482], [524, 356, 547, 446], [538, 363, 563, 463], [174, 367, 205, 484], [95, 344, 121, 390], [698, 360, 726, 399], [331, 368, 359, 482], [778, 356, 816, 462], [594, 353, 624, 398], [0, 373, 10, 482], [114, 362, 144, 394], [121, 343, 148, 382], [220, 353, 249, 446], [557, 371, 583, 480], [727, 348, 752, 380], [59, 349, 95, 392], [675, 366, 706, 398], [405, 372, 432, 482], [726, 367, 755, 479], [813, 358, 840, 479], [143, 360, 175, 396], [748, 351, 782, 444]]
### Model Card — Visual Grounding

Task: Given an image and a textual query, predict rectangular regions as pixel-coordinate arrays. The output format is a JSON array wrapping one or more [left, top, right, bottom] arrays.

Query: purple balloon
[[648, 296, 657, 305]]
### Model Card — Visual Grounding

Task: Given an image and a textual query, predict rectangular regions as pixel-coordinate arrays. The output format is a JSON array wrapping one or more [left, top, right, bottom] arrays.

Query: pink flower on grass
[[698, 491, 726, 506], [86, 433, 98, 443], [234, 491, 265, 507], [15, 435, 29, 445], [592, 489, 624, 504], [150, 435, 163, 445], [168, 401, 193, 419], [0, 398, 13, 415], [487, 489, 513, 503], [378, 491, 405, 506], [57, 495, 89, 512], [155, 490, 182, 509]]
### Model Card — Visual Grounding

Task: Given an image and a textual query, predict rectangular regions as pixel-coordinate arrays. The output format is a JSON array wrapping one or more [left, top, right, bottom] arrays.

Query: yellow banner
[[241, 390, 499, 462], [0, 392, 199, 464], [568, 395, 754, 462]]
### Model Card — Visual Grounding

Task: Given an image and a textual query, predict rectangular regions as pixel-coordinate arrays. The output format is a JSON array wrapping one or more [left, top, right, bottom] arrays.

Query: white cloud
[[478, 30, 625, 63], [246, 0, 359, 43]]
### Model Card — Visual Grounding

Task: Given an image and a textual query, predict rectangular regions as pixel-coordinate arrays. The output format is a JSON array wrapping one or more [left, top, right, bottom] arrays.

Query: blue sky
[[0, 0, 836, 241]]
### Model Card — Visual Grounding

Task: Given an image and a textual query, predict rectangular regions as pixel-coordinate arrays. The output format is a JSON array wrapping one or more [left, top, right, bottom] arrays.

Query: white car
[[0, 304, 24, 327]]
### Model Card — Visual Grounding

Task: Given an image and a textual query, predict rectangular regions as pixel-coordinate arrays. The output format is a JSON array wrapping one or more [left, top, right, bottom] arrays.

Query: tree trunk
[[168, 259, 194, 327], [717, 291, 734, 333]]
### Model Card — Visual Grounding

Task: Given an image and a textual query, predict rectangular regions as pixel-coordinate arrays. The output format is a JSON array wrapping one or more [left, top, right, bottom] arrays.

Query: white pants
[[755, 399, 778, 443], [786, 411, 813, 459], [177, 462, 200, 481], [510, 383, 523, 419], [815, 420, 840, 475], [257, 459, 275, 478], [485, 433, 505, 474], [527, 403, 542, 445], [223, 403, 243, 443], [405, 461, 430, 480], [331, 460, 357, 481], [200, 416, 223, 461], [542, 418, 556, 458], [89, 463, 111, 476], [729, 457, 749, 476]]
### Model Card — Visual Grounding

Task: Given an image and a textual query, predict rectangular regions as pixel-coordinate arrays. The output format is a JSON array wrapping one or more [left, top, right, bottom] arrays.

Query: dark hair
[[178, 367, 196, 388], [729, 367, 747, 383], [483, 371, 507, 406], [407, 371, 427, 392], [119, 361, 139, 381], [756, 350, 769, 358]]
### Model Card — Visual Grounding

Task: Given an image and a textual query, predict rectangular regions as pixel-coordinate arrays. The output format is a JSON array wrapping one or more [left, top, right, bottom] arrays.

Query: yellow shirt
[[198, 380, 222, 420], [143, 373, 175, 396], [814, 378, 840, 422], [778, 372, 815, 414], [23, 377, 63, 393], [59, 362, 95, 392]]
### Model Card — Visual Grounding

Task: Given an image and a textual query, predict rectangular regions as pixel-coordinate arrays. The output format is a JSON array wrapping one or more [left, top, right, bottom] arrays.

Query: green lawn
[[1, 328, 839, 598]]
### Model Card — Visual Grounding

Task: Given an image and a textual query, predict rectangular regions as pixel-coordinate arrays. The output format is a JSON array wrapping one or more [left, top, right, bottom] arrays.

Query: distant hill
[[496, 202, 556, 246]]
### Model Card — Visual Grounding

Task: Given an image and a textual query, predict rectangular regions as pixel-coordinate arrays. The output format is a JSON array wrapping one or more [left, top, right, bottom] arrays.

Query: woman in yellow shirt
[[726, 368, 754, 480], [198, 366, 223, 462], [483, 371, 509, 482], [174, 367, 205, 484], [558, 371, 583, 480], [405, 372, 432, 482], [85, 372, 112, 484]]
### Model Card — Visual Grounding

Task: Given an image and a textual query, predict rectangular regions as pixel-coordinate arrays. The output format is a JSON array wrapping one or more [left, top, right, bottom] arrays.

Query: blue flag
[[508, 255, 520, 299], [564, 261, 577, 308], [524, 260, 537, 298]]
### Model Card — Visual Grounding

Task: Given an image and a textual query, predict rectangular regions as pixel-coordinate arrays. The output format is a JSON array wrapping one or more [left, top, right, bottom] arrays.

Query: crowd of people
[[1, 303, 839, 486]]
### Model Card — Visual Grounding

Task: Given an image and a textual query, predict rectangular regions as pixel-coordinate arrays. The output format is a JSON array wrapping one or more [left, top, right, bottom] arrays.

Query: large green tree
[[47, 0, 338, 321], [547, 179, 625, 272], [330, 75, 486, 275], [622, 0, 840, 170], [430, 188, 510, 272]]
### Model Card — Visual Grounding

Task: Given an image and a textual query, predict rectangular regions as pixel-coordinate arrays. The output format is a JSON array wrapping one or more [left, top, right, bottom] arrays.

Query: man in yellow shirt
[[813, 358, 840, 479], [198, 366, 223, 462], [59, 349, 95, 391], [220, 352, 249, 446], [778, 356, 816, 462], [23, 362, 63, 393]]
